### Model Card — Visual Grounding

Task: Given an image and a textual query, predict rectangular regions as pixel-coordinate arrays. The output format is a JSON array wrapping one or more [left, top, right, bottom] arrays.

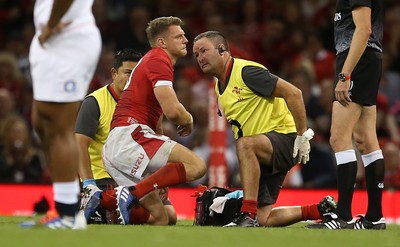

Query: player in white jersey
[[28, 0, 101, 229]]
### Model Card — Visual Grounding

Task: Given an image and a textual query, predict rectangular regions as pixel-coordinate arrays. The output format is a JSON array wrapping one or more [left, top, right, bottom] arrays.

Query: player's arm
[[155, 115, 164, 135], [154, 85, 193, 136], [39, 0, 74, 45], [75, 96, 100, 185]]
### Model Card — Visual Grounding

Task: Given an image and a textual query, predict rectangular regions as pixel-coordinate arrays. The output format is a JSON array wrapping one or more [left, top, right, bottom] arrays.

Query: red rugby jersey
[[111, 48, 173, 131]]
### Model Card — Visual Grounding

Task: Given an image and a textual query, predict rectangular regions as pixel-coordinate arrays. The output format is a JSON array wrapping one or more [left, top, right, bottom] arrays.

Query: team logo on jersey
[[127, 117, 138, 125], [64, 80, 77, 93], [232, 86, 243, 101]]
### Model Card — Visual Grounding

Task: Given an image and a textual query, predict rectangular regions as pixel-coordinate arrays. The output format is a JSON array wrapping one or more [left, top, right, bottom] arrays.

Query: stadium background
[[0, 0, 399, 222]]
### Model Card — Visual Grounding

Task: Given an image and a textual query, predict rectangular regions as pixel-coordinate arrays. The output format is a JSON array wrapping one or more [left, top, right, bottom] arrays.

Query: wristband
[[338, 72, 351, 82]]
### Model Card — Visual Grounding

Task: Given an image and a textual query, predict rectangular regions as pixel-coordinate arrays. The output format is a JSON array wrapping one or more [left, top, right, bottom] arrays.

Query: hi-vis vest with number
[[215, 58, 296, 139]]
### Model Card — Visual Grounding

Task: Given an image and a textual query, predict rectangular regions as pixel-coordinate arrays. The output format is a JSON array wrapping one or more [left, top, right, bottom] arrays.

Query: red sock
[[240, 200, 258, 218], [129, 205, 150, 225], [131, 163, 186, 199], [100, 190, 117, 210], [301, 204, 321, 220]]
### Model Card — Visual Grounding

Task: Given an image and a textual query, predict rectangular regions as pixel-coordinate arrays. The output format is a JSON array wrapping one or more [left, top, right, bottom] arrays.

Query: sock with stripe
[[362, 150, 385, 221], [130, 163, 186, 199], [53, 179, 80, 217], [335, 150, 357, 221]]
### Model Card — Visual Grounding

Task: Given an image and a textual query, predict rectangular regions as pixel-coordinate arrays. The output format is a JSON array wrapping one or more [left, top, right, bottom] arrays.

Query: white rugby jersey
[[33, 0, 96, 32]]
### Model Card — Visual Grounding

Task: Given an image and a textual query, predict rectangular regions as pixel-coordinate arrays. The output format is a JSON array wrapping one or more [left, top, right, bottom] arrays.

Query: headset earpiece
[[218, 46, 225, 56]]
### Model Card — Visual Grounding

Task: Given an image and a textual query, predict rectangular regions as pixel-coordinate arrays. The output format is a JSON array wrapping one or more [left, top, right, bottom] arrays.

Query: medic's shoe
[[81, 185, 102, 221], [223, 212, 259, 227], [115, 186, 138, 225]]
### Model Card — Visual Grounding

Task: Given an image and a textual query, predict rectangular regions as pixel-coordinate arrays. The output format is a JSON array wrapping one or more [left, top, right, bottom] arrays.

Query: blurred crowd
[[0, 0, 399, 189]]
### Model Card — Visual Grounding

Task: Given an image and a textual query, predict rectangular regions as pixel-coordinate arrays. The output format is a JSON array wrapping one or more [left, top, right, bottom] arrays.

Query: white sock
[[53, 178, 80, 204], [335, 149, 357, 165], [361, 150, 383, 167]]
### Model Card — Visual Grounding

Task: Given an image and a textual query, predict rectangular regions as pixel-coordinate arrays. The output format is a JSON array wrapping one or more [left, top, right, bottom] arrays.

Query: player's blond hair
[[146, 16, 184, 47]]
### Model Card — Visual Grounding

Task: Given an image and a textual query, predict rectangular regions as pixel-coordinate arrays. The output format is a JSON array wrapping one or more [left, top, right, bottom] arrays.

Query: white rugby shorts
[[29, 24, 101, 102], [102, 124, 177, 186]]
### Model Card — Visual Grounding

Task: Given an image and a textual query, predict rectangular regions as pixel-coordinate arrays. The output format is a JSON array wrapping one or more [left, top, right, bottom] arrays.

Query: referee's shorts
[[335, 47, 382, 106]]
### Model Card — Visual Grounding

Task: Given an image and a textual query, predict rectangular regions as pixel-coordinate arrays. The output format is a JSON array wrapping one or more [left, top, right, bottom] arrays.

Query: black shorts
[[335, 48, 382, 106], [257, 131, 297, 206]]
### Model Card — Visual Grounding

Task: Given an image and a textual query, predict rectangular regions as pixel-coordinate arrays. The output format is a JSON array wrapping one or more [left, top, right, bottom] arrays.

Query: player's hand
[[177, 123, 193, 136], [177, 114, 193, 137], [158, 187, 169, 202], [335, 80, 352, 106], [38, 21, 72, 46], [293, 128, 314, 164]]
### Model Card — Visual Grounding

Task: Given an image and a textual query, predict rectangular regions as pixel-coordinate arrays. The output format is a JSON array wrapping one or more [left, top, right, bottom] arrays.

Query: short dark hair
[[193, 31, 229, 52], [114, 48, 142, 69], [146, 16, 184, 47]]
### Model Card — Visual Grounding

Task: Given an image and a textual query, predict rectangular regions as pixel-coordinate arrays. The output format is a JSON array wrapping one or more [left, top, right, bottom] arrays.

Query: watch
[[338, 72, 351, 82]]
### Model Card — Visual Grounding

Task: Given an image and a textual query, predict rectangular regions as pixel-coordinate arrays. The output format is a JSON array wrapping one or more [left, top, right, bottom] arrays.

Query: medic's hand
[[293, 128, 314, 164]]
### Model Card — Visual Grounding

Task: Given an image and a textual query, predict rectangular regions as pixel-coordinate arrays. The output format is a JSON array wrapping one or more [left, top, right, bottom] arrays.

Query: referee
[[307, 0, 386, 230]]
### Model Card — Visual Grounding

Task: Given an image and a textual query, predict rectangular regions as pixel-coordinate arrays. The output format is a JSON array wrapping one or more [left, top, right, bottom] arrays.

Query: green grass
[[0, 216, 398, 247]]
